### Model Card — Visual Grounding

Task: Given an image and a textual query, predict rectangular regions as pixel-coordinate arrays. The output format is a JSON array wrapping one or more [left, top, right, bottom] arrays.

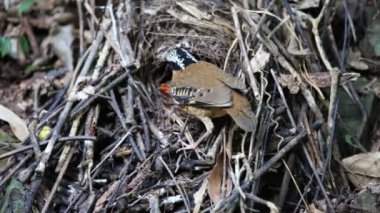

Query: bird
[[164, 47, 257, 150]]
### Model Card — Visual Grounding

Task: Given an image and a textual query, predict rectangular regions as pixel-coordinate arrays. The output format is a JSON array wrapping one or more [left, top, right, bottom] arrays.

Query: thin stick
[[0, 153, 32, 190], [41, 147, 75, 213], [231, 6, 261, 100], [213, 119, 324, 212], [0, 136, 96, 161]]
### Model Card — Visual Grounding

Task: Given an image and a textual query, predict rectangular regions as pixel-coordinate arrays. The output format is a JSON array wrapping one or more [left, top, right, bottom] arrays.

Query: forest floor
[[1, 0, 380, 212]]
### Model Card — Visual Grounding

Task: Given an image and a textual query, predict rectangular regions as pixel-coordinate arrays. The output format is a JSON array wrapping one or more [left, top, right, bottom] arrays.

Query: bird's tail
[[225, 91, 257, 132]]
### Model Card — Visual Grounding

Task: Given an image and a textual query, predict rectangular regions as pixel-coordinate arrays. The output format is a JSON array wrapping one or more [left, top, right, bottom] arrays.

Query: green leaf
[[18, 36, 30, 54], [18, 0, 35, 15], [0, 37, 11, 58]]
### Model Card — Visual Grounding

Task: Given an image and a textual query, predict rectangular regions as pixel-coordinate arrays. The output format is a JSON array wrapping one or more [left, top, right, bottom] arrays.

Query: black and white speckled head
[[165, 48, 198, 71]]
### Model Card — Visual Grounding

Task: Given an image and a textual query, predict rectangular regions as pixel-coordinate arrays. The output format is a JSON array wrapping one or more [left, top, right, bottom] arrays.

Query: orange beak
[[159, 83, 170, 94]]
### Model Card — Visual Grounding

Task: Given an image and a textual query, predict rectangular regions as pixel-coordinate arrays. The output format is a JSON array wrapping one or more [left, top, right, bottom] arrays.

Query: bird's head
[[165, 48, 198, 71]]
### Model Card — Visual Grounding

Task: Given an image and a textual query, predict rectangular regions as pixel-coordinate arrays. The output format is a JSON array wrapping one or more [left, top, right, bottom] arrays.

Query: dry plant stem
[[136, 132, 146, 159], [83, 106, 100, 189], [206, 128, 224, 161], [165, 108, 195, 145], [282, 1, 318, 68], [83, 4, 129, 68], [267, 16, 290, 39], [231, 153, 246, 200], [78, 192, 96, 212], [231, 6, 261, 100], [114, 2, 135, 65], [128, 135, 144, 162], [241, 11, 297, 68], [125, 85, 136, 125], [245, 0, 274, 41], [78, 31, 105, 77], [109, 91, 144, 162], [0, 153, 32, 190], [35, 98, 75, 173], [87, 3, 135, 70], [134, 1, 145, 63], [110, 89, 127, 129], [28, 117, 41, 159], [91, 130, 132, 174], [239, 12, 322, 119], [214, 128, 310, 211], [276, 154, 295, 211], [270, 69, 296, 127], [245, 194, 279, 213], [282, 154, 309, 211], [83, 0, 99, 25], [302, 145, 333, 211], [223, 38, 238, 71], [0, 158, 15, 176], [35, 35, 104, 178], [293, 172, 316, 213], [148, 121, 168, 147], [343, 0, 357, 42], [310, 0, 335, 72], [76, 0, 84, 56], [158, 156, 191, 213], [118, 87, 130, 124], [137, 96, 151, 152], [242, 155, 254, 181], [41, 147, 76, 213], [56, 115, 82, 172], [0, 136, 95, 160], [25, 176, 42, 213], [149, 195, 160, 213], [63, 43, 92, 94], [330, 18, 367, 139], [37, 104, 65, 130], [92, 41, 111, 80], [28, 101, 76, 212], [70, 71, 129, 119], [261, 34, 323, 119], [105, 155, 138, 209], [129, 78, 155, 108], [310, 0, 340, 198]]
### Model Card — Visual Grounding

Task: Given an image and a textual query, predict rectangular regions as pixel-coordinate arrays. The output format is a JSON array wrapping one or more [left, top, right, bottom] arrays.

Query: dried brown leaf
[[342, 152, 380, 188], [250, 45, 271, 73], [207, 150, 232, 204], [278, 74, 300, 94], [0, 104, 29, 141]]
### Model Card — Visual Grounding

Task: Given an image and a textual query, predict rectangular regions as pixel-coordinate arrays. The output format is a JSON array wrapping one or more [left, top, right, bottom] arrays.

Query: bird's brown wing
[[171, 63, 233, 107], [196, 62, 247, 91], [170, 84, 232, 107]]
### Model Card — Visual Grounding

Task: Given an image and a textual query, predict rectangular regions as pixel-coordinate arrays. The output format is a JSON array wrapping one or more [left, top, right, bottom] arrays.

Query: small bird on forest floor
[[164, 47, 257, 150]]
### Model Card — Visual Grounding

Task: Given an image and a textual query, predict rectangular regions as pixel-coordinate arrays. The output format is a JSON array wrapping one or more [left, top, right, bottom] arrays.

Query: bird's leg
[[179, 116, 214, 151]]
